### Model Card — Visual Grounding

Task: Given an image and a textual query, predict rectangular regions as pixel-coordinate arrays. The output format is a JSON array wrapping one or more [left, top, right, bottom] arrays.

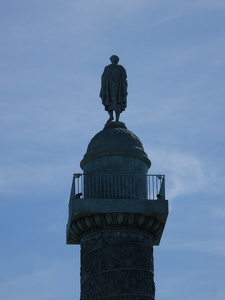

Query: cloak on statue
[[100, 64, 128, 113]]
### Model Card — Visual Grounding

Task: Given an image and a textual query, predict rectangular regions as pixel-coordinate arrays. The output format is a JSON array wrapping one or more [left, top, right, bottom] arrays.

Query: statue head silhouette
[[110, 55, 119, 65]]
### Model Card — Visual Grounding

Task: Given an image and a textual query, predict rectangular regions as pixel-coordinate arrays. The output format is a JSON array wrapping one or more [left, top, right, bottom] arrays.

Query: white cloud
[[147, 146, 221, 200]]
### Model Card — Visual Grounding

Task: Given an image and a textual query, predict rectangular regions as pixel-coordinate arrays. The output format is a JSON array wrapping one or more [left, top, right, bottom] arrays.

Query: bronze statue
[[100, 55, 128, 123]]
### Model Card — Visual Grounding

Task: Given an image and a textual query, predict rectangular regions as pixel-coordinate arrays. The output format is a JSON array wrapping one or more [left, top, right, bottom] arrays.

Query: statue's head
[[110, 55, 119, 65]]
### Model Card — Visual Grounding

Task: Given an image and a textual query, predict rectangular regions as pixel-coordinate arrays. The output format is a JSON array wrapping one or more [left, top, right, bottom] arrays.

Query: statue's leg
[[116, 112, 120, 122], [107, 111, 114, 123]]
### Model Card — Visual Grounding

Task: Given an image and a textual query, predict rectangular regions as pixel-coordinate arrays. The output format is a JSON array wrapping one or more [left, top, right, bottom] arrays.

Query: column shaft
[[80, 229, 155, 300]]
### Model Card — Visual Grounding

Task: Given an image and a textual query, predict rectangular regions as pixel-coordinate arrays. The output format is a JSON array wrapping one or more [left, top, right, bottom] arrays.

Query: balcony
[[69, 173, 165, 201], [67, 173, 168, 245]]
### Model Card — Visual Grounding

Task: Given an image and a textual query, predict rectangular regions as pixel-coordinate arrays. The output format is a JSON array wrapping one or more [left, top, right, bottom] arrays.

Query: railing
[[70, 173, 165, 201]]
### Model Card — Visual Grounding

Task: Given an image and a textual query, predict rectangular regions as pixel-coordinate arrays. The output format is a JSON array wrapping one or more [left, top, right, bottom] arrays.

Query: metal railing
[[70, 173, 165, 201]]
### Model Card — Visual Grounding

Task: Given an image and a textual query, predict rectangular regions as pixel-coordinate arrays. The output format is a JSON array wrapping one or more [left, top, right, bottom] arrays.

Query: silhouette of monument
[[66, 56, 168, 300]]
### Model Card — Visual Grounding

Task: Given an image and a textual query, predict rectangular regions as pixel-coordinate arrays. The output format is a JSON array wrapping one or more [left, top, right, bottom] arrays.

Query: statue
[[100, 55, 128, 123]]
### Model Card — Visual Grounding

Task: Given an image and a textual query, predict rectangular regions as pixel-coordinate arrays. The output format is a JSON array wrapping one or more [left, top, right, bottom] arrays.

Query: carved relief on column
[[80, 230, 155, 300]]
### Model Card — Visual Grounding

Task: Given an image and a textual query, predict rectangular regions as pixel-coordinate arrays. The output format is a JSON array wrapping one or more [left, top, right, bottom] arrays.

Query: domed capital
[[80, 122, 151, 170]]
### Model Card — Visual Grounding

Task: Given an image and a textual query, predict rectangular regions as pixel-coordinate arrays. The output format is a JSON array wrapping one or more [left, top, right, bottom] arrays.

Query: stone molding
[[69, 212, 164, 244]]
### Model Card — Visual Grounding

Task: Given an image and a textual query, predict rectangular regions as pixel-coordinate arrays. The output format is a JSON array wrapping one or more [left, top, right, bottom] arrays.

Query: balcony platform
[[67, 198, 168, 246]]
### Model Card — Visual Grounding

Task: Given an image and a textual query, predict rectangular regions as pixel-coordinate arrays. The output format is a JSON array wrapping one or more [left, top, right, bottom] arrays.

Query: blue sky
[[0, 0, 225, 299]]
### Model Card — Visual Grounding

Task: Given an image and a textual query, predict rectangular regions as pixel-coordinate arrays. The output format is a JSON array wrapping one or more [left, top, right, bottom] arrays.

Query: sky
[[0, 0, 225, 299]]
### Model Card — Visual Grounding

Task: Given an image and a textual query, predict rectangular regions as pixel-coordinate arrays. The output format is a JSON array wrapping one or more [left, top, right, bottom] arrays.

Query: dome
[[80, 122, 151, 169]]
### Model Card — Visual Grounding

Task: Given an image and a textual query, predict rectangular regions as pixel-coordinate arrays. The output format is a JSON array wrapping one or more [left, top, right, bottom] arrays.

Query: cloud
[[147, 146, 219, 200]]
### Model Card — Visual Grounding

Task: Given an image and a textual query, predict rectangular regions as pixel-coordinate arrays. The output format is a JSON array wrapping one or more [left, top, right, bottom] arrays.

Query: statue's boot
[[116, 112, 120, 122], [107, 111, 114, 123]]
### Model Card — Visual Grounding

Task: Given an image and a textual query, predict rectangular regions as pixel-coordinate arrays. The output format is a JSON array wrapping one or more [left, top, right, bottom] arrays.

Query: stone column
[[80, 228, 155, 300], [66, 122, 168, 300]]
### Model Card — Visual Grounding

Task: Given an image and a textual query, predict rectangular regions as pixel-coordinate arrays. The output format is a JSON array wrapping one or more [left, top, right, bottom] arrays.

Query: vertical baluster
[[119, 174, 121, 199], [152, 175, 155, 200], [103, 174, 105, 199], [115, 174, 117, 199], [78, 175, 80, 197], [90, 173, 92, 198], [80, 175, 82, 198], [125, 174, 126, 199], [99, 173, 101, 199], [74, 175, 77, 198], [107, 174, 109, 199], [96, 174, 98, 199], [111, 174, 113, 199], [96, 173, 98, 199], [88, 174, 91, 198], [128, 174, 130, 199], [156, 176, 159, 198], [135, 174, 137, 199]]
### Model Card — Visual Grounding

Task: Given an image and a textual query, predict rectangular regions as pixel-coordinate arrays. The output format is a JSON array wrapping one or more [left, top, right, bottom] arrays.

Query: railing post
[[70, 174, 75, 201], [157, 175, 165, 200]]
